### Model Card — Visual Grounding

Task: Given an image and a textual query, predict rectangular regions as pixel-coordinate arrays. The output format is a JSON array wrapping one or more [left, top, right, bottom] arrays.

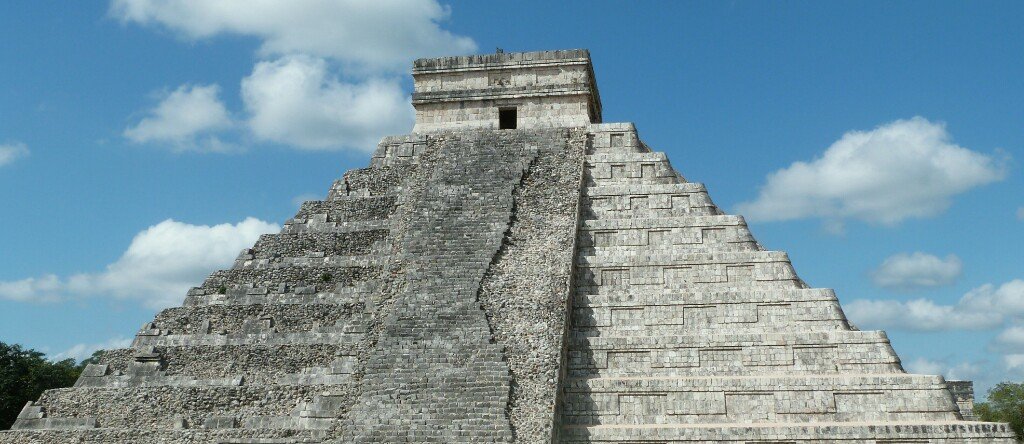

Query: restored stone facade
[[0, 49, 1014, 443]]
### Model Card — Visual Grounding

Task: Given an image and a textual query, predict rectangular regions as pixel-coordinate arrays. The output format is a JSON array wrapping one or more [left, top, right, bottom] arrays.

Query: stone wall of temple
[[411, 50, 601, 133]]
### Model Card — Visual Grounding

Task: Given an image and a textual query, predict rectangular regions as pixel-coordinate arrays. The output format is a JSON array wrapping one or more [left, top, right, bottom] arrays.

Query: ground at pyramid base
[[0, 49, 1015, 443]]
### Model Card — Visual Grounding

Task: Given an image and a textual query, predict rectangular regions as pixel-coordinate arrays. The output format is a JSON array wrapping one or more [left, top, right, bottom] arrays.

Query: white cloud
[[848, 280, 1024, 392], [847, 279, 1024, 332], [871, 252, 962, 291], [109, 0, 476, 72], [906, 357, 946, 375], [241, 56, 413, 151], [0, 142, 30, 167], [959, 280, 1024, 316], [846, 298, 1000, 331], [1004, 354, 1024, 372], [0, 218, 278, 309], [994, 326, 1024, 352], [50, 337, 133, 362], [0, 275, 63, 303], [905, 357, 981, 381], [124, 84, 233, 152], [111, 0, 472, 153], [737, 117, 1007, 226]]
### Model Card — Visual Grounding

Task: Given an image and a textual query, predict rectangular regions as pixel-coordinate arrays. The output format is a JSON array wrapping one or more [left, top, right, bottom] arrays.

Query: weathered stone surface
[[1, 49, 1013, 444]]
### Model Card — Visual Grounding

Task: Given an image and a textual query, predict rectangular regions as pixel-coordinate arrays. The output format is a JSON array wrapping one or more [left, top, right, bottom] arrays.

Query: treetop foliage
[[0, 342, 92, 430]]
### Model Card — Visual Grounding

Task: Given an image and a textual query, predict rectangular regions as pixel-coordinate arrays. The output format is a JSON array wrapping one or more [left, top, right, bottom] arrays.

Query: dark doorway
[[499, 107, 517, 129]]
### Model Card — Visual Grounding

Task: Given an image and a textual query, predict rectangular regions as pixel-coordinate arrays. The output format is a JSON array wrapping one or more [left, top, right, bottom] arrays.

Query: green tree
[[976, 382, 1024, 440], [0, 342, 83, 430], [78, 350, 105, 368]]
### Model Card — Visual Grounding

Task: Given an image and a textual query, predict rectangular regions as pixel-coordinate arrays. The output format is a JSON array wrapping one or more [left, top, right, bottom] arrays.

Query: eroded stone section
[[477, 128, 586, 442]]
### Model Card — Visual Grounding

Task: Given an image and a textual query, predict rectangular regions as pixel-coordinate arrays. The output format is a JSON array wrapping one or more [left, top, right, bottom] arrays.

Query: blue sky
[[1, 1, 1021, 395]]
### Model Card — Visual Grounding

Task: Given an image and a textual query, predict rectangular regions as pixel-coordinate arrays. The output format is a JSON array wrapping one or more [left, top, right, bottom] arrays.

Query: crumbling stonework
[[0, 49, 1014, 443]]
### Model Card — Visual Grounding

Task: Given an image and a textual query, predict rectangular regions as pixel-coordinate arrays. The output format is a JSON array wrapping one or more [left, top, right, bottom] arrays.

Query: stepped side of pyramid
[[557, 123, 1016, 443], [0, 138, 415, 443]]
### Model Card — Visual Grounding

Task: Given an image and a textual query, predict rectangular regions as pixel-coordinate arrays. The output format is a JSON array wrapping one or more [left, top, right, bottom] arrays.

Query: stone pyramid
[[1, 49, 1014, 443]]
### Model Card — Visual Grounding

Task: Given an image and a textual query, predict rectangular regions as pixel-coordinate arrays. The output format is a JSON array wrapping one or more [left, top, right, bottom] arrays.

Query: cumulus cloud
[[0, 218, 278, 309], [50, 337, 133, 362], [849, 280, 1024, 394], [124, 84, 233, 152], [871, 252, 962, 291], [994, 326, 1024, 352], [845, 298, 1000, 331], [241, 56, 413, 150], [0, 142, 30, 167], [905, 357, 982, 381], [112, 0, 469, 152], [1004, 354, 1024, 373], [0, 275, 63, 303], [109, 0, 476, 72], [847, 279, 1024, 332], [959, 280, 1024, 316], [737, 117, 1007, 227]]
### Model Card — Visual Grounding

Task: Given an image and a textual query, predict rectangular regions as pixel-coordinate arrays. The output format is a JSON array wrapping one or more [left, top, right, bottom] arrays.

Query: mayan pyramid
[[1, 49, 1015, 443]]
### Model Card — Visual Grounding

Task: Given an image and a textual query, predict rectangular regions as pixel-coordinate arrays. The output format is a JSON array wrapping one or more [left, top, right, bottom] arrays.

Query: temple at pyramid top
[[411, 49, 602, 132]]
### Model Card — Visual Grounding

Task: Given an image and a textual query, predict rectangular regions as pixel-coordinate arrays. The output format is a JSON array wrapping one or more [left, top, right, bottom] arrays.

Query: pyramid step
[[578, 215, 756, 252], [576, 251, 801, 292], [584, 207, 721, 220], [148, 303, 364, 337], [245, 229, 390, 260], [21, 384, 345, 430], [580, 214, 747, 230], [562, 374, 961, 426], [586, 182, 707, 195], [184, 280, 378, 306], [293, 195, 398, 224], [572, 294, 846, 334], [577, 250, 792, 267], [580, 242, 759, 256], [75, 359, 356, 389], [0, 427, 332, 443], [573, 323, 849, 339], [95, 344, 354, 384], [585, 175, 682, 187], [584, 152, 682, 186], [231, 253, 389, 271], [281, 218, 392, 235], [200, 265, 380, 295], [586, 151, 672, 163], [582, 183, 719, 219], [574, 287, 838, 305], [561, 421, 1017, 442], [576, 281, 805, 295], [132, 331, 364, 347], [327, 163, 415, 199], [567, 330, 900, 378]]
